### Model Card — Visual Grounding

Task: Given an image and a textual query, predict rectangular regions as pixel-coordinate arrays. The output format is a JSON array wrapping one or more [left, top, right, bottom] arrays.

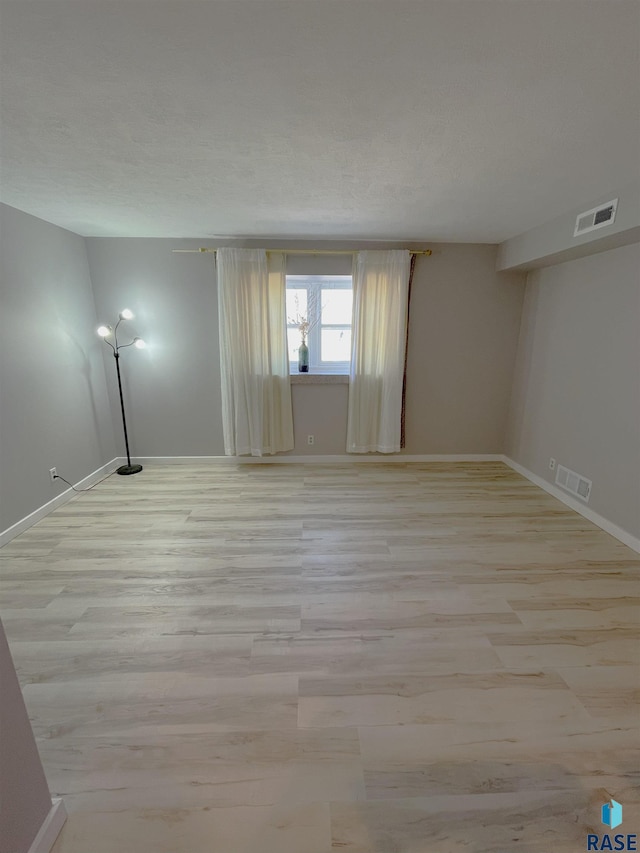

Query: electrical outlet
[[49, 467, 58, 482], [307, 435, 315, 445], [549, 457, 556, 471]]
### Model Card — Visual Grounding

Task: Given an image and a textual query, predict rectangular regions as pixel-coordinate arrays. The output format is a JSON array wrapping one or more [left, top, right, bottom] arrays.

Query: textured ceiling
[[0, 0, 638, 240]]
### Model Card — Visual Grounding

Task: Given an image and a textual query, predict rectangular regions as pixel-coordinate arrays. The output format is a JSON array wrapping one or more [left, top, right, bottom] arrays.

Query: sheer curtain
[[217, 248, 294, 456], [347, 249, 411, 453]]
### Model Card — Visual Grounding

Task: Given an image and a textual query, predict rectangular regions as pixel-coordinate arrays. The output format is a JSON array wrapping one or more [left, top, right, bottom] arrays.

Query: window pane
[[287, 327, 303, 363], [286, 289, 307, 323], [321, 289, 352, 324], [321, 328, 351, 362]]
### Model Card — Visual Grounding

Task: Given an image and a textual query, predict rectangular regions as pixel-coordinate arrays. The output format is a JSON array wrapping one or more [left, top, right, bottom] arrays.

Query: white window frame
[[286, 275, 352, 374]]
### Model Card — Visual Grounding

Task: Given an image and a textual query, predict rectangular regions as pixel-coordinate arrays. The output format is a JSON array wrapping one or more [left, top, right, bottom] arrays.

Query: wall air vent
[[555, 464, 592, 502], [574, 199, 618, 237]]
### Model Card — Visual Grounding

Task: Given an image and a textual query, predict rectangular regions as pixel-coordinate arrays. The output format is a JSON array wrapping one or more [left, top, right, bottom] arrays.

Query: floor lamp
[[97, 309, 146, 476]]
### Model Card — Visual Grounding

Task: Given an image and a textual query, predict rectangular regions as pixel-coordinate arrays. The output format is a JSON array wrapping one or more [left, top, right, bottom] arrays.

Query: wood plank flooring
[[0, 462, 638, 852]]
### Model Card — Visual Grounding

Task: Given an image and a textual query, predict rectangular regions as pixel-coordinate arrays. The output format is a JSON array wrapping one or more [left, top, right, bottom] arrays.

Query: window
[[286, 275, 353, 373]]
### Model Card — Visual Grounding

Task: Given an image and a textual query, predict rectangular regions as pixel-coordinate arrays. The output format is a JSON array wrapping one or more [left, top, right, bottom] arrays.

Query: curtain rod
[[172, 248, 432, 256]]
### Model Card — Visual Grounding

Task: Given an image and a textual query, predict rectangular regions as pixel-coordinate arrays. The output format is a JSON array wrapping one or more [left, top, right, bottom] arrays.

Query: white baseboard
[[502, 455, 640, 554], [0, 458, 120, 548], [135, 453, 504, 465], [28, 798, 67, 853]]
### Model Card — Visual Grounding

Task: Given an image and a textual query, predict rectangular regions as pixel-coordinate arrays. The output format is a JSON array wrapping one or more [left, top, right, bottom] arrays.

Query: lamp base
[[117, 464, 143, 476]]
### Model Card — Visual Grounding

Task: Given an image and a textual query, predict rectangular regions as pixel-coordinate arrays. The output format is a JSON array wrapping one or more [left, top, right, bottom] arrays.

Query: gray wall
[[506, 241, 640, 538], [85, 239, 224, 458], [0, 615, 52, 853], [404, 244, 524, 453], [0, 205, 116, 534], [85, 240, 525, 457]]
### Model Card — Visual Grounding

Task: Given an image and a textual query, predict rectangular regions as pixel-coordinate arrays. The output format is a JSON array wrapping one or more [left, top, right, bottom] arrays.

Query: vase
[[298, 341, 309, 372]]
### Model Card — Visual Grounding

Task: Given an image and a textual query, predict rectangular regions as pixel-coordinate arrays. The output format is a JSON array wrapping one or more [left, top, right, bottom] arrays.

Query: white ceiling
[[0, 1, 638, 241]]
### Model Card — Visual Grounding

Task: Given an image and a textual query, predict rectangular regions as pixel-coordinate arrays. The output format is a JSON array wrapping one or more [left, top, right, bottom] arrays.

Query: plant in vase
[[288, 294, 317, 373], [297, 319, 310, 373]]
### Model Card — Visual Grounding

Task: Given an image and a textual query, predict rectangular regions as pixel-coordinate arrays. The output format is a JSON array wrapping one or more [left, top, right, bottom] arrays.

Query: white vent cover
[[555, 464, 592, 502], [574, 199, 618, 237]]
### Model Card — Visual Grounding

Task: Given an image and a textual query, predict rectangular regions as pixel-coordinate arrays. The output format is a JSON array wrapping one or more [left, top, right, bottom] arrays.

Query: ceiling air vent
[[555, 464, 592, 502], [574, 199, 618, 237]]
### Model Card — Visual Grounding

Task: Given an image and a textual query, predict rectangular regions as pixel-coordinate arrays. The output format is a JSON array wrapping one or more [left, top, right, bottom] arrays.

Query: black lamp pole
[[98, 311, 144, 476]]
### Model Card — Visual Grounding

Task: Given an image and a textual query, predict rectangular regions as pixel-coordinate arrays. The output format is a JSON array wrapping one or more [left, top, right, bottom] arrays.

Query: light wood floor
[[1, 462, 638, 852]]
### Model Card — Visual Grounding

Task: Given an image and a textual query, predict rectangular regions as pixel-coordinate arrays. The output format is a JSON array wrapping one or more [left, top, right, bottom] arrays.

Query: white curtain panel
[[217, 248, 294, 456], [347, 249, 411, 453]]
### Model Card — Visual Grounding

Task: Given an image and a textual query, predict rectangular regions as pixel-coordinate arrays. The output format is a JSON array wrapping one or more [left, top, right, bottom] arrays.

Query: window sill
[[290, 373, 349, 384]]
